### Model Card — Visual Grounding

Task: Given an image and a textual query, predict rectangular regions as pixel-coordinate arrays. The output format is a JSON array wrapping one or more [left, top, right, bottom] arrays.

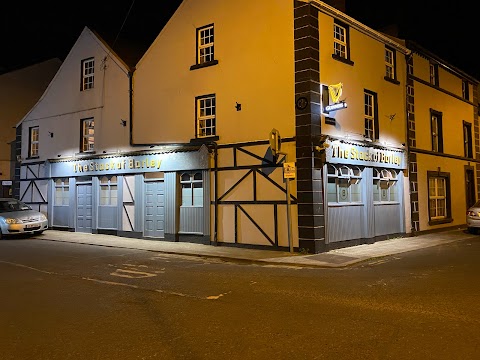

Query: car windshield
[[0, 200, 32, 212], [472, 200, 480, 208]]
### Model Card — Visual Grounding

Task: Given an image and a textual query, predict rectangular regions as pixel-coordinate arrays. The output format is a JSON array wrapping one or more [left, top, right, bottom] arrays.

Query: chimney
[[323, 0, 346, 12]]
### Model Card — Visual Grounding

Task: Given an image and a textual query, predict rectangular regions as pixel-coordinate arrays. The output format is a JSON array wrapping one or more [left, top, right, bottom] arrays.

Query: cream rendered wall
[[318, 12, 407, 147], [133, 0, 296, 145], [20, 27, 133, 163], [413, 81, 473, 155], [416, 154, 472, 230]]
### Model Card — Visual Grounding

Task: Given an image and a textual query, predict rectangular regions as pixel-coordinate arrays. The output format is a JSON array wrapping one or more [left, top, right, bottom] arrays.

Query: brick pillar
[[294, 1, 325, 253]]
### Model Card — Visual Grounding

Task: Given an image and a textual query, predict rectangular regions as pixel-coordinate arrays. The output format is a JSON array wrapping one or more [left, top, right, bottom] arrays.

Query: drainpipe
[[206, 141, 219, 246], [128, 71, 133, 146]]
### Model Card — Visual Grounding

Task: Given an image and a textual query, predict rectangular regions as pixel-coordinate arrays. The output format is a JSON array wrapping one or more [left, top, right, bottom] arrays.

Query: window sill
[[428, 218, 453, 226], [331, 54, 354, 66], [384, 76, 400, 85], [75, 151, 96, 157], [190, 60, 219, 70], [190, 136, 219, 144], [328, 202, 364, 207], [26, 156, 39, 160]]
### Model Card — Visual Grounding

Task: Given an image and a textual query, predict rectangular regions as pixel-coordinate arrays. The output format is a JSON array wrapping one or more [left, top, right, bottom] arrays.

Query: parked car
[[0, 198, 48, 239], [466, 200, 480, 234]]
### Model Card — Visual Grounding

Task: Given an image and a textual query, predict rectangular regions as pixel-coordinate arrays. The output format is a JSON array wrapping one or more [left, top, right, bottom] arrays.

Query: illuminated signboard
[[322, 82, 348, 114], [325, 140, 405, 169]]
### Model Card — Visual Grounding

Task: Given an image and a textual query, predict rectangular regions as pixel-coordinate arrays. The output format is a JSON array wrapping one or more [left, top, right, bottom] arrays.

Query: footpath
[[35, 227, 477, 268]]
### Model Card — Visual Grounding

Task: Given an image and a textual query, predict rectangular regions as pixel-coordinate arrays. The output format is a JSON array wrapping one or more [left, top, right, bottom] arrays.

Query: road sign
[[283, 162, 296, 179]]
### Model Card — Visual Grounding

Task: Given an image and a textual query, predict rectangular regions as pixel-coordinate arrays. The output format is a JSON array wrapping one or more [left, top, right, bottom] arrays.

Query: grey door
[[144, 181, 165, 237], [76, 184, 93, 233]]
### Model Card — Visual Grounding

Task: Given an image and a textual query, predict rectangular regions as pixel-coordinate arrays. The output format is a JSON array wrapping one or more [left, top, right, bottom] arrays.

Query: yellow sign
[[328, 82, 343, 103], [283, 162, 296, 179]]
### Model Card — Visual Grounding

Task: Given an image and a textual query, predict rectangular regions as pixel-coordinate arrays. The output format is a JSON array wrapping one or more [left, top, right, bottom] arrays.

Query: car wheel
[[468, 227, 477, 234]]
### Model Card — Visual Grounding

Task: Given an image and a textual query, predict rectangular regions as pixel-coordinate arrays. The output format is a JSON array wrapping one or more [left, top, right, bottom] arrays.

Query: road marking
[[110, 268, 157, 278]]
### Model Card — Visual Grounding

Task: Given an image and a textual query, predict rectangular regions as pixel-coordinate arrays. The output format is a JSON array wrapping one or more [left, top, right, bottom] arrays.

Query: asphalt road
[[1, 236, 479, 359]]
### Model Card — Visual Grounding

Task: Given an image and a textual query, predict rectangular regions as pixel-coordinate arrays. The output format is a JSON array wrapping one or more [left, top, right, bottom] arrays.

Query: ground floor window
[[327, 164, 362, 203], [427, 171, 451, 224], [99, 176, 118, 206], [180, 172, 203, 206], [54, 178, 69, 205], [373, 168, 398, 202]]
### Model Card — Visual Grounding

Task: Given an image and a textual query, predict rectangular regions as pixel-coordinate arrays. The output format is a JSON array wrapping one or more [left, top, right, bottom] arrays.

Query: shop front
[[323, 139, 407, 245], [47, 146, 211, 243]]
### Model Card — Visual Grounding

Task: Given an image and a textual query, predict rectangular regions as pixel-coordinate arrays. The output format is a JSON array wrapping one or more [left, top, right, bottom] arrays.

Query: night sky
[[2, 1, 477, 80]]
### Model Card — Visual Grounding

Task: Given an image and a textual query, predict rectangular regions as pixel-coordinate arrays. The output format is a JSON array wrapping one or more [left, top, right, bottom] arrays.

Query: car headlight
[[39, 214, 47, 221], [5, 218, 21, 224]]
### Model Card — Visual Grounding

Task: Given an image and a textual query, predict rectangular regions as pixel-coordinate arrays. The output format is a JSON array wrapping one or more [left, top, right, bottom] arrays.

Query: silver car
[[466, 200, 480, 234], [0, 198, 48, 239]]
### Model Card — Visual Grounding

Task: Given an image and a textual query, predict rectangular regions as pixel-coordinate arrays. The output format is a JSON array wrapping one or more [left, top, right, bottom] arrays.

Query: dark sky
[[2, 1, 478, 80]]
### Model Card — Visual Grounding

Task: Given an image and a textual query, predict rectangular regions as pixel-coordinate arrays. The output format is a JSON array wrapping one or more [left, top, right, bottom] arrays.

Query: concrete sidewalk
[[34, 227, 477, 268]]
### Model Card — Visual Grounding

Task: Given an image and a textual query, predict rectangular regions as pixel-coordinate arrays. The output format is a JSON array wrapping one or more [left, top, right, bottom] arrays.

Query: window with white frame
[[180, 172, 203, 207], [462, 80, 470, 100], [364, 90, 377, 141], [385, 47, 395, 80], [463, 121, 473, 158], [333, 22, 347, 59], [427, 171, 451, 223], [54, 178, 69, 206], [373, 169, 398, 202], [430, 110, 443, 152], [327, 164, 362, 203], [99, 176, 117, 206], [198, 24, 214, 65], [429, 62, 438, 86], [29, 126, 39, 157], [81, 118, 94, 152], [196, 94, 216, 138], [81, 58, 95, 90]]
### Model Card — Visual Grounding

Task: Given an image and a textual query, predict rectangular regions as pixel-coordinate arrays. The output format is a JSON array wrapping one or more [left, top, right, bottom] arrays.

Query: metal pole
[[286, 176, 293, 253]]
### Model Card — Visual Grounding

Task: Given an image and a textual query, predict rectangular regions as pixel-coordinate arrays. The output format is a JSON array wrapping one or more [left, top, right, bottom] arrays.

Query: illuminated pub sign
[[325, 140, 405, 170], [322, 82, 347, 113], [49, 148, 209, 178]]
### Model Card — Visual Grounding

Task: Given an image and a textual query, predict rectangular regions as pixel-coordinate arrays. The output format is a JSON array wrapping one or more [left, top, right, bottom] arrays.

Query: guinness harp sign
[[323, 82, 347, 113]]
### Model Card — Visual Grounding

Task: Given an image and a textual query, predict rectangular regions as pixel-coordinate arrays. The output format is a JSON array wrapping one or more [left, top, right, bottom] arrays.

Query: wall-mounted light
[[16, 155, 22, 162], [120, 119, 127, 127], [57, 154, 61, 157], [235, 102, 241, 111], [48, 131, 54, 138]]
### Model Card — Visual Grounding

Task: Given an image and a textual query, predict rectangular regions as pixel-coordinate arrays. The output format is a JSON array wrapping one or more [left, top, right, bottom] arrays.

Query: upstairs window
[[196, 94, 216, 138], [327, 165, 363, 204], [462, 80, 470, 100], [81, 58, 94, 90], [430, 110, 443, 152], [54, 178, 69, 206], [384, 46, 398, 83], [190, 24, 218, 70], [463, 121, 473, 158], [332, 20, 352, 64], [29, 126, 39, 158], [364, 90, 378, 141], [180, 172, 203, 207], [429, 62, 439, 86], [99, 176, 118, 206], [81, 118, 94, 152]]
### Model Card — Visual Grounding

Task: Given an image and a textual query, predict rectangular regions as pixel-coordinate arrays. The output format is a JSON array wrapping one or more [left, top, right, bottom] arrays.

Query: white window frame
[[333, 23, 347, 58], [196, 95, 216, 138], [385, 47, 394, 79], [29, 126, 39, 157], [431, 114, 439, 152], [180, 172, 203, 207], [364, 91, 374, 140], [81, 118, 95, 152], [54, 178, 70, 206], [99, 176, 118, 206], [373, 169, 398, 203], [81, 58, 95, 90], [198, 25, 214, 65], [428, 176, 446, 220], [429, 63, 438, 85], [327, 165, 362, 204]]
